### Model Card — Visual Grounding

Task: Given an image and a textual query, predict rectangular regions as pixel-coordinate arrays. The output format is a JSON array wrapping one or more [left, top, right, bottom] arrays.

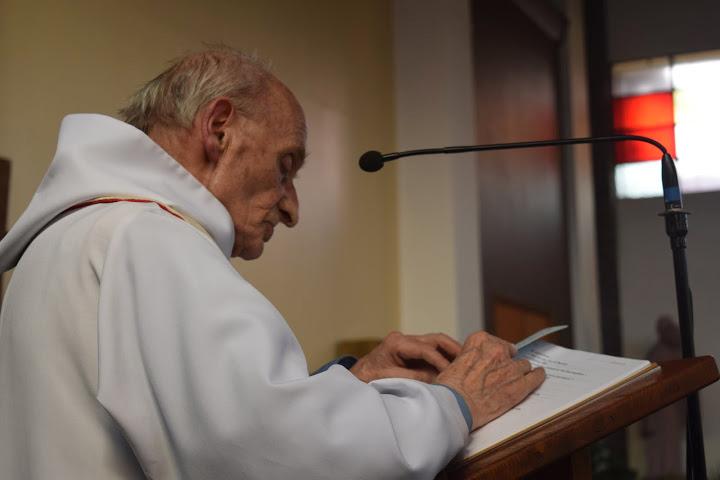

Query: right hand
[[436, 331, 545, 431]]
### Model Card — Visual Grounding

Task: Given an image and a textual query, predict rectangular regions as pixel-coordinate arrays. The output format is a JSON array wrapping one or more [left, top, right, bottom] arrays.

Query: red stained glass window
[[612, 92, 676, 163]]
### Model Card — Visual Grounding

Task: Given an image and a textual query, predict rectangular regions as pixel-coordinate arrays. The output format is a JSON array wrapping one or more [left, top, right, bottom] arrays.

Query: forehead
[[262, 82, 307, 146]]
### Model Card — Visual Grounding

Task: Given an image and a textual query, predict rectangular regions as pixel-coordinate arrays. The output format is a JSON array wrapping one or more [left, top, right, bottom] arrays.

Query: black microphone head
[[359, 150, 385, 172]]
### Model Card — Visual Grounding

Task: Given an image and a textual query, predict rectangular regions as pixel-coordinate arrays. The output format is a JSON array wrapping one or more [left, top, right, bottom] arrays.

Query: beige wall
[[562, 0, 601, 353], [393, 0, 482, 341], [0, 0, 398, 370]]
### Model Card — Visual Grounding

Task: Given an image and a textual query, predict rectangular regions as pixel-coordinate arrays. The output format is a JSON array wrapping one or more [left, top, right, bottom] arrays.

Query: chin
[[234, 242, 265, 260]]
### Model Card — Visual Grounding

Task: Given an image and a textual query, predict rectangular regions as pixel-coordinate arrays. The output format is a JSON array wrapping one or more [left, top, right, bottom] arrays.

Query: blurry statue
[[641, 315, 685, 479]]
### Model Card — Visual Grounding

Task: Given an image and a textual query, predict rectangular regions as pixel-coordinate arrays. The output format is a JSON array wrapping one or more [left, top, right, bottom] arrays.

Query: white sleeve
[[95, 209, 468, 480]]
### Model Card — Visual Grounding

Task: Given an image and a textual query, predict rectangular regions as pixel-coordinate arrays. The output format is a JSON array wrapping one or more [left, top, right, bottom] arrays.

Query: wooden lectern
[[438, 356, 719, 480]]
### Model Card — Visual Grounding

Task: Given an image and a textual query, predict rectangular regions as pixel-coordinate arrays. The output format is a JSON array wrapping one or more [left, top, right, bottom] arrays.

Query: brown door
[[472, 0, 571, 346]]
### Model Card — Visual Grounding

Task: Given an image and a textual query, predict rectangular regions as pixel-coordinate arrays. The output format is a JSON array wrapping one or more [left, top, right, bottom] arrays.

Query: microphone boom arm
[[380, 134, 667, 160]]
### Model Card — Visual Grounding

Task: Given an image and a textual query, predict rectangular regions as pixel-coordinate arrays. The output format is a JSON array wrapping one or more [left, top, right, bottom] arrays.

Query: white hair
[[119, 46, 273, 133]]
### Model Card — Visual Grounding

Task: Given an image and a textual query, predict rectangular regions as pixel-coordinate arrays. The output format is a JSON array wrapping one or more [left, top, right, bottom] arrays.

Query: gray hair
[[119, 46, 274, 133]]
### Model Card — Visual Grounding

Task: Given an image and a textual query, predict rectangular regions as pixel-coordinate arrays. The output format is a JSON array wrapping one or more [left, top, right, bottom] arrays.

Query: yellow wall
[[0, 0, 398, 369]]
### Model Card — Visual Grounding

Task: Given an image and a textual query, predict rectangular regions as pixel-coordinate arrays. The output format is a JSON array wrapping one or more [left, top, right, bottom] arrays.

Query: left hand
[[350, 331, 462, 383]]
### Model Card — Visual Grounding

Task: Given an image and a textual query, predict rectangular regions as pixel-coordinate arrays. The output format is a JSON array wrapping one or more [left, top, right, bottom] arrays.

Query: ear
[[199, 98, 235, 164]]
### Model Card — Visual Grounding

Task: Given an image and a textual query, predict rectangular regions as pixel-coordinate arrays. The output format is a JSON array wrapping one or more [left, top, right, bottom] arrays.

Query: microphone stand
[[360, 135, 706, 479], [660, 152, 706, 480]]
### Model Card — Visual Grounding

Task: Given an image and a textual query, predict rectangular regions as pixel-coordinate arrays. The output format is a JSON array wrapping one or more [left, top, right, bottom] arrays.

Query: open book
[[461, 327, 658, 460]]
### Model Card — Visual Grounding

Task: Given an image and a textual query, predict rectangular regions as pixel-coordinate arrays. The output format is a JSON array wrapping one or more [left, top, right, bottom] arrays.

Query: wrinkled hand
[[350, 331, 462, 383], [436, 331, 545, 431]]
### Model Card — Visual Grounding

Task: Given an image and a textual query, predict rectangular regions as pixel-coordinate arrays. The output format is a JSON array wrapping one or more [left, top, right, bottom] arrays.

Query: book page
[[514, 324, 567, 350], [462, 340, 651, 459]]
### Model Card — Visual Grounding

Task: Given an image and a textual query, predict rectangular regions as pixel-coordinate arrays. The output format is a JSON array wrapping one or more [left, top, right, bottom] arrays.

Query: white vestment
[[0, 114, 468, 479]]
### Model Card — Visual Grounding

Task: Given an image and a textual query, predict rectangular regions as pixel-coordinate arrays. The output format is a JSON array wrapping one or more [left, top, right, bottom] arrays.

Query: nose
[[279, 181, 299, 227]]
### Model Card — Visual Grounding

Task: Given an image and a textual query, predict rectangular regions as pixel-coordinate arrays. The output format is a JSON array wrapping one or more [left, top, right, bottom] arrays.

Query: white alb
[[0, 114, 467, 479]]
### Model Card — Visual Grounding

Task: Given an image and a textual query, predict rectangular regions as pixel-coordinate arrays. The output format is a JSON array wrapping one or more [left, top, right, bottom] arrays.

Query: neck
[[148, 125, 209, 185]]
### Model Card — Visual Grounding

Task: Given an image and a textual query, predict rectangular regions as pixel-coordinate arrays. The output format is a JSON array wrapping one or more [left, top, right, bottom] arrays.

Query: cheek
[[228, 202, 251, 226], [211, 164, 284, 224], [230, 191, 283, 227]]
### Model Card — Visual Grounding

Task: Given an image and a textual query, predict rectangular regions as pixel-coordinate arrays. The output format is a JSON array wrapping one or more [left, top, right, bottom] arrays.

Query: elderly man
[[0, 48, 544, 479]]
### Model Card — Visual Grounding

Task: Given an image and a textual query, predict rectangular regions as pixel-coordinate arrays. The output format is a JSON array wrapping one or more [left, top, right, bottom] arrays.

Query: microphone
[[360, 134, 707, 479], [358, 151, 385, 173]]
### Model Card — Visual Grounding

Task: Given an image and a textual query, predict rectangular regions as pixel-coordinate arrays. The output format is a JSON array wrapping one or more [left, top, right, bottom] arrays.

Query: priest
[[0, 47, 544, 479]]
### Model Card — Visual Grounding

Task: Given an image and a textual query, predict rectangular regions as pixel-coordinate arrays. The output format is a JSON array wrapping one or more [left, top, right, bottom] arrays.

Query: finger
[[463, 331, 516, 357], [446, 347, 482, 373], [502, 359, 532, 377], [524, 366, 546, 390], [462, 331, 491, 349], [484, 359, 532, 386], [456, 347, 482, 367], [476, 341, 514, 365], [488, 358, 531, 379], [418, 333, 462, 359], [398, 340, 452, 371], [485, 339, 516, 360]]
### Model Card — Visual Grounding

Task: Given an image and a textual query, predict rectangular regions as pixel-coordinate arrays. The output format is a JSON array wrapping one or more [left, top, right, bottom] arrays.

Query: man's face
[[208, 87, 306, 260]]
